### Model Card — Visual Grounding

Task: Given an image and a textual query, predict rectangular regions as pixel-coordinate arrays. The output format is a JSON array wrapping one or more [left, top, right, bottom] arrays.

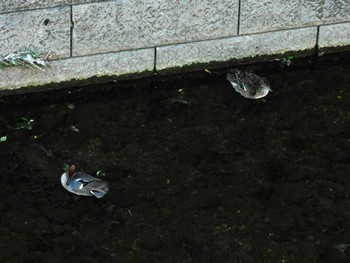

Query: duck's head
[[254, 78, 272, 99], [61, 165, 76, 186]]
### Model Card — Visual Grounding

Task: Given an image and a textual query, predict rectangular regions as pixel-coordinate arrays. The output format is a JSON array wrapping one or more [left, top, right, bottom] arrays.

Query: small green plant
[[0, 135, 7, 142], [0, 47, 50, 71], [16, 117, 34, 130], [282, 56, 294, 66], [96, 170, 105, 177], [276, 55, 295, 67]]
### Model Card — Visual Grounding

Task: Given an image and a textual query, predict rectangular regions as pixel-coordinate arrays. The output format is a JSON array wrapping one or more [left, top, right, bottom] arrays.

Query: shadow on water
[[1, 52, 350, 262]]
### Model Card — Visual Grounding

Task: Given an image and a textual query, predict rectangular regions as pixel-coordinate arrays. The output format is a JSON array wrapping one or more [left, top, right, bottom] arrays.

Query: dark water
[[1, 53, 350, 262]]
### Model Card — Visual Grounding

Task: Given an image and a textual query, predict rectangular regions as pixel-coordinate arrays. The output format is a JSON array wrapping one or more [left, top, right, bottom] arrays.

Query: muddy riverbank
[[1, 53, 350, 262]]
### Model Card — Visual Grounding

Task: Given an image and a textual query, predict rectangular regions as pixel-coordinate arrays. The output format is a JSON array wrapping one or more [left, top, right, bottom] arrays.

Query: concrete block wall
[[0, 0, 349, 91]]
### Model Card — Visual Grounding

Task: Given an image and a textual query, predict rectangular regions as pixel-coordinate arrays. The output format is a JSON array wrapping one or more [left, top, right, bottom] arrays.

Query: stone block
[[72, 0, 238, 56], [0, 0, 70, 13], [0, 7, 71, 58], [0, 48, 154, 90], [240, 0, 350, 34], [319, 22, 350, 49], [157, 27, 317, 71], [72, 0, 109, 4]]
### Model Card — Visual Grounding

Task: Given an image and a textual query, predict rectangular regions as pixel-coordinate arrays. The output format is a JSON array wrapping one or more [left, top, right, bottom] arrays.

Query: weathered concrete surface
[[72, 0, 238, 56], [0, 48, 154, 90], [0, 0, 70, 13], [240, 0, 350, 34], [1, 0, 350, 92], [157, 27, 317, 72], [0, 0, 109, 13], [0, 6, 70, 58], [72, 0, 110, 4], [319, 22, 350, 51]]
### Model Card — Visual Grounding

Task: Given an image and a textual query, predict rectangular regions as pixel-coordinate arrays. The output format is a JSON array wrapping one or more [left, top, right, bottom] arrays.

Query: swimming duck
[[61, 165, 109, 198], [226, 69, 271, 99]]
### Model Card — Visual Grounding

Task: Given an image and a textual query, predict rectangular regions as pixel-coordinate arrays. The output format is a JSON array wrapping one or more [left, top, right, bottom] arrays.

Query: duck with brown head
[[61, 165, 110, 198]]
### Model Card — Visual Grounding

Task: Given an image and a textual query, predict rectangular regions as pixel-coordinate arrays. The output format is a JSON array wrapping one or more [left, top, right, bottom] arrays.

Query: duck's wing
[[75, 171, 102, 181], [84, 181, 110, 198], [68, 172, 102, 192]]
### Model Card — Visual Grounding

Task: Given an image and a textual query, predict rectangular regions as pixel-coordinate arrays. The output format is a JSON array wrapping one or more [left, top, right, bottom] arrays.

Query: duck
[[226, 69, 271, 99], [61, 165, 110, 198]]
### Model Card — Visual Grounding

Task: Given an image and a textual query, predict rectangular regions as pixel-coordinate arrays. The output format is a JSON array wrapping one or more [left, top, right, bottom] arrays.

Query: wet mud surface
[[1, 53, 350, 262]]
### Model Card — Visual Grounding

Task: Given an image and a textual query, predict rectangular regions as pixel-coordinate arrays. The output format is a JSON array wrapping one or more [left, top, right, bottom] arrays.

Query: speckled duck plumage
[[226, 69, 271, 99]]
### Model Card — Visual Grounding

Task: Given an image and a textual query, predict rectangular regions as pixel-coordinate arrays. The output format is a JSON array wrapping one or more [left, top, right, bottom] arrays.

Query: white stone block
[[319, 22, 350, 49], [240, 0, 350, 34], [72, 0, 238, 56], [0, 6, 71, 58], [0, 48, 154, 90], [0, 0, 70, 13], [157, 27, 317, 71]]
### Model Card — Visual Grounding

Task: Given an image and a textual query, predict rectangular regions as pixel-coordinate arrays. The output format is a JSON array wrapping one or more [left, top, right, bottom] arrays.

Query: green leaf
[[16, 117, 34, 130], [0, 135, 7, 142], [96, 170, 105, 177]]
